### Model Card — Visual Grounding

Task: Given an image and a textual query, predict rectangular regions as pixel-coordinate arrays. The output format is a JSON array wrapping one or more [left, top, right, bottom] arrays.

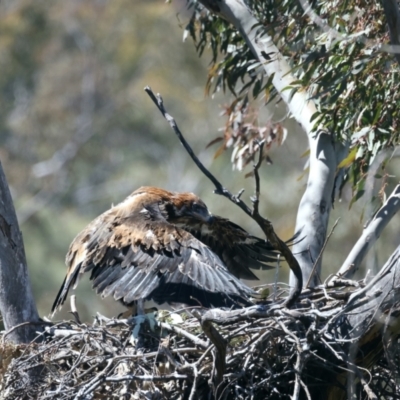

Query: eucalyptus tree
[[1, 0, 400, 396], [186, 0, 400, 284], [179, 0, 400, 398]]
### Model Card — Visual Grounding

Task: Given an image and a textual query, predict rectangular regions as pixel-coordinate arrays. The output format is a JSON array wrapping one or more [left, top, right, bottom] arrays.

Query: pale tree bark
[[189, 3, 400, 396], [290, 133, 338, 288], [0, 162, 42, 343], [325, 243, 400, 399], [198, 0, 341, 287], [337, 183, 400, 279]]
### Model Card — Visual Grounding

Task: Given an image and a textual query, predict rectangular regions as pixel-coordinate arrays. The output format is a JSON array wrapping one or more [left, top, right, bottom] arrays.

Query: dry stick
[[190, 307, 227, 390], [299, 378, 312, 400], [360, 377, 378, 400], [201, 319, 227, 387], [144, 86, 302, 308], [107, 316, 210, 348], [104, 373, 188, 382], [305, 218, 339, 288], [194, 344, 214, 366], [188, 365, 199, 400], [74, 357, 115, 398], [276, 319, 304, 400], [159, 322, 209, 349], [2, 320, 52, 344]]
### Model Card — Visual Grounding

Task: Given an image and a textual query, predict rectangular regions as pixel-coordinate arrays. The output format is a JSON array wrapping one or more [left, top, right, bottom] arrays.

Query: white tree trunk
[[199, 0, 340, 286]]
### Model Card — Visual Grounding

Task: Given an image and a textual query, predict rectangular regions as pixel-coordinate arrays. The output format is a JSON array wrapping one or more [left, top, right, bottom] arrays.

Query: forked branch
[[145, 86, 302, 307]]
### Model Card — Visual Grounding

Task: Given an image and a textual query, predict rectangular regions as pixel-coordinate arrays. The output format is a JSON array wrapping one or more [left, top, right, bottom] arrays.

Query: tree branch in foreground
[[144, 86, 302, 307], [336, 183, 400, 279], [0, 162, 42, 343]]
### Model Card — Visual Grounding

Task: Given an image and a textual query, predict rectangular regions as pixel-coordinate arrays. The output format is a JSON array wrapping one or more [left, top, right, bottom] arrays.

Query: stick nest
[[1, 283, 400, 400]]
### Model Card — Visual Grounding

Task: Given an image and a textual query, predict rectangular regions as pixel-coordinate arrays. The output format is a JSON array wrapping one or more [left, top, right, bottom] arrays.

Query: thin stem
[[305, 218, 339, 288]]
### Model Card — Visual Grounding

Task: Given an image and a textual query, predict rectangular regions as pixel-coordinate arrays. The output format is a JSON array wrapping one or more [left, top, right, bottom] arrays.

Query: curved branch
[[145, 86, 302, 307], [330, 243, 400, 340], [336, 183, 400, 279]]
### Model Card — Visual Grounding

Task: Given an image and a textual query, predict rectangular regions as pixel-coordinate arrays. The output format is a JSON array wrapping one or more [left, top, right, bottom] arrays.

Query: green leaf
[[337, 147, 357, 169]]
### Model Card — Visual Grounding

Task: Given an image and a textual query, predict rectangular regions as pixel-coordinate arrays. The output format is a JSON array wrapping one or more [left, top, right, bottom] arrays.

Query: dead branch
[[144, 86, 302, 308], [2, 265, 400, 400]]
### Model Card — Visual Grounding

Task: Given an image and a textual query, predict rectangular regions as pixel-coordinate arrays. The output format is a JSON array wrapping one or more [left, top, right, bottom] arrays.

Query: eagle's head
[[128, 186, 214, 225], [168, 192, 214, 225]]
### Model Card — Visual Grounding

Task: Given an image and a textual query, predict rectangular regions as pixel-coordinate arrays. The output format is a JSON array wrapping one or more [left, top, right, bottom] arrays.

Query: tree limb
[[145, 86, 302, 307], [0, 162, 42, 343], [336, 183, 400, 279]]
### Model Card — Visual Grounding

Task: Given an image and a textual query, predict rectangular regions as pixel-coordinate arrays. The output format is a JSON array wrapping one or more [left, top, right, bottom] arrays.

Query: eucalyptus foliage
[[185, 0, 400, 201]]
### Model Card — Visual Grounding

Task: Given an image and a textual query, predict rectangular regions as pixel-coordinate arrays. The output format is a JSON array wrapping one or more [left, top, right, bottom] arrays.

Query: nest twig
[[1, 283, 399, 399]]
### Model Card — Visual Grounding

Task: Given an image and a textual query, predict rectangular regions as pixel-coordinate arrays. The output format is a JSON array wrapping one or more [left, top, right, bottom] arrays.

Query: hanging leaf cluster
[[207, 97, 287, 171]]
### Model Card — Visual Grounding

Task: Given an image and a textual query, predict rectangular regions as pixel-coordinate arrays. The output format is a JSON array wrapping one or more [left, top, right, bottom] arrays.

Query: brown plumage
[[52, 186, 283, 314]]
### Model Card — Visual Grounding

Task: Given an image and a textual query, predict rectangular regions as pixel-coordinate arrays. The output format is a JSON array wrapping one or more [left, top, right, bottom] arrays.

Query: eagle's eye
[[191, 203, 204, 212], [189, 202, 213, 223]]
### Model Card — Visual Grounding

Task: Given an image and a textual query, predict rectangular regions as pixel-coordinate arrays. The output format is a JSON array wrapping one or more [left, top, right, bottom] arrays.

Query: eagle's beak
[[205, 213, 214, 224], [192, 209, 214, 224]]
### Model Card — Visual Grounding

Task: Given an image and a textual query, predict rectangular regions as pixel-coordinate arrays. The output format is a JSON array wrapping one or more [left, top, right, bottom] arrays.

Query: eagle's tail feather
[[51, 264, 82, 316]]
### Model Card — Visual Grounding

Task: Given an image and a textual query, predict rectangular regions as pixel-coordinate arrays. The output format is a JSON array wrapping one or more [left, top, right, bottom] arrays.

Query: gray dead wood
[[0, 161, 42, 343], [322, 244, 400, 399]]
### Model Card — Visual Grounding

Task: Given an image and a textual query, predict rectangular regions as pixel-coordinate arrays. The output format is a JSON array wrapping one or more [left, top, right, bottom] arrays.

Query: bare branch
[[159, 322, 209, 349], [337, 183, 400, 279], [199, 315, 227, 387], [305, 218, 339, 288], [145, 86, 302, 307], [250, 139, 265, 216], [104, 373, 188, 382]]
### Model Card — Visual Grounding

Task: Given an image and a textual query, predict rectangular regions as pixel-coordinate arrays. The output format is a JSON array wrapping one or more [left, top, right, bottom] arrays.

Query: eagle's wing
[[184, 216, 289, 280], [52, 206, 255, 313]]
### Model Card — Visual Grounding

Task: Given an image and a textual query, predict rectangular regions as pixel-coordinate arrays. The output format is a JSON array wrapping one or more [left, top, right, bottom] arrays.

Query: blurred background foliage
[[0, 0, 398, 322]]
